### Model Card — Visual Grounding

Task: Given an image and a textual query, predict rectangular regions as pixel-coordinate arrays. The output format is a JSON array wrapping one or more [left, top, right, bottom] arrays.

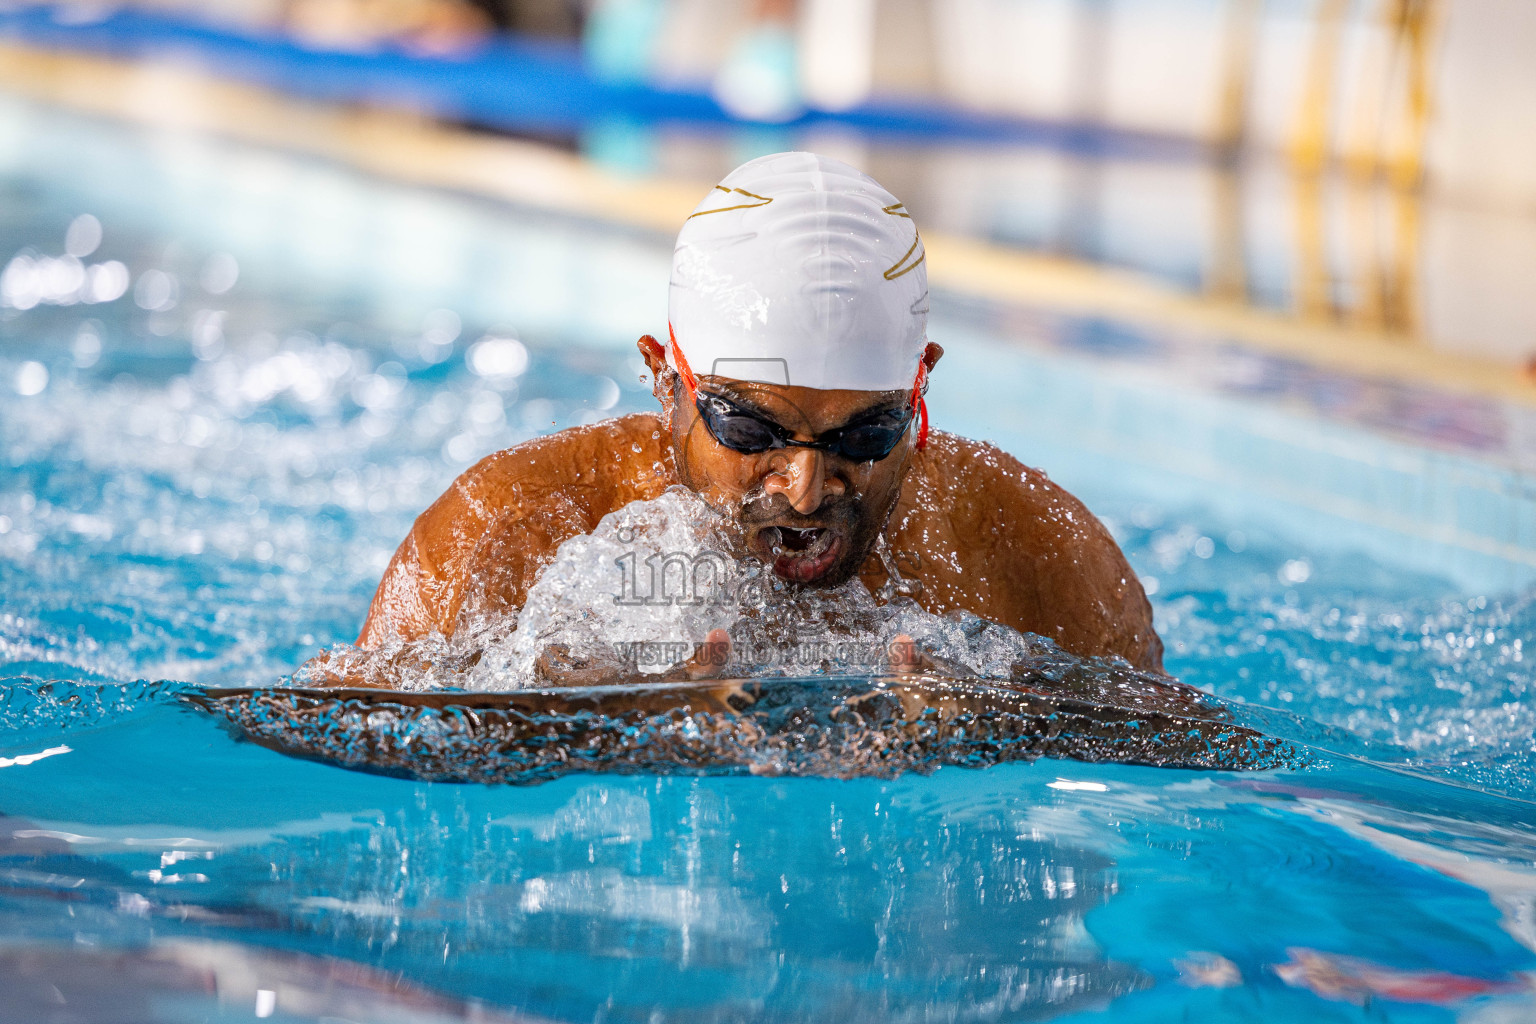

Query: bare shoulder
[[912, 430, 1082, 528], [412, 411, 672, 583], [433, 413, 669, 519], [908, 430, 1164, 672], [357, 413, 671, 645]]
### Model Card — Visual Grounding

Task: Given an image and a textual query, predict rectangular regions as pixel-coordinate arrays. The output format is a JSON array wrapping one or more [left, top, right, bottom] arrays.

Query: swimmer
[[333, 152, 1163, 683]]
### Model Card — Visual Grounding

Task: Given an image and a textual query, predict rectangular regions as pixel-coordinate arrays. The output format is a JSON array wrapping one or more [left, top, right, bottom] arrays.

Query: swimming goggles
[[666, 323, 930, 456], [692, 388, 915, 462]]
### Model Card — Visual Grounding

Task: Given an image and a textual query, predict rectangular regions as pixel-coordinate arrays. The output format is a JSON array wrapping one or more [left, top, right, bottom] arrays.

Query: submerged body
[[356, 410, 1164, 673]]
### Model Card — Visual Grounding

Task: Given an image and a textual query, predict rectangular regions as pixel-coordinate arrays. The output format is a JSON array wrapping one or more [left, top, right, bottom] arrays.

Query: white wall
[[1423, 0, 1536, 211]]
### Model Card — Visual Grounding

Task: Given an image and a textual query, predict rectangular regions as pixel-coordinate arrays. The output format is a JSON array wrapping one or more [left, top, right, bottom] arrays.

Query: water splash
[[0, 671, 1301, 783], [267, 485, 1298, 779], [1132, 513, 1536, 798], [191, 677, 1304, 783], [310, 488, 1208, 708]]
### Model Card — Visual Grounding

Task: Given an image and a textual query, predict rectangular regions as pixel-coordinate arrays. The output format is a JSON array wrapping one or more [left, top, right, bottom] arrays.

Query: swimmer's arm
[[353, 451, 587, 647], [979, 453, 1165, 673], [352, 455, 502, 646], [297, 502, 473, 686], [299, 480, 578, 688], [350, 415, 670, 651]]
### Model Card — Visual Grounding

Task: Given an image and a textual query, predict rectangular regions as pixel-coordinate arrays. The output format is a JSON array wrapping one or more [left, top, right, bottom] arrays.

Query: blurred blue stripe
[[0, 4, 1204, 160]]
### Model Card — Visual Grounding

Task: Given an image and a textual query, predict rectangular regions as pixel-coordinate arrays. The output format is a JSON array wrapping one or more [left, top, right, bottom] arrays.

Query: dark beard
[[736, 489, 894, 588], [671, 420, 900, 588]]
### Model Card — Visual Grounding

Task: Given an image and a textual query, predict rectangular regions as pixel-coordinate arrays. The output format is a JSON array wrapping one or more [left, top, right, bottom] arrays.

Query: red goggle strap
[[673, 322, 928, 451], [912, 360, 929, 451], [667, 322, 698, 397]]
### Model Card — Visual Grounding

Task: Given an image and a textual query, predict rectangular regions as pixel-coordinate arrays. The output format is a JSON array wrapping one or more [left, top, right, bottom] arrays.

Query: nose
[[762, 448, 846, 514]]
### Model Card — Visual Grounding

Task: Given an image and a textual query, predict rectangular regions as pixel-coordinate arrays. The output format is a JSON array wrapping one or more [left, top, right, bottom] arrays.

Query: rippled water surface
[[3, 99, 1535, 1022]]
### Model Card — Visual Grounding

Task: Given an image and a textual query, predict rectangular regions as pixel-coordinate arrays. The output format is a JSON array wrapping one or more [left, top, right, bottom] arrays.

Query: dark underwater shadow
[[188, 673, 1304, 784]]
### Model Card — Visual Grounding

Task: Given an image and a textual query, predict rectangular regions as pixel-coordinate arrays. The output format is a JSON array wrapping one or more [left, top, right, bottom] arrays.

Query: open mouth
[[758, 525, 844, 583]]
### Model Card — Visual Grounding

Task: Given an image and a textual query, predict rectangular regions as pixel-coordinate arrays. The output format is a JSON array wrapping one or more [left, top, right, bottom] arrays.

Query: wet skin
[[346, 335, 1164, 675]]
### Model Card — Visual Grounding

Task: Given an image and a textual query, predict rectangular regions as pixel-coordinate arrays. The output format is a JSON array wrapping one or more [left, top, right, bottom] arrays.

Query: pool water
[[3, 98, 1536, 1022]]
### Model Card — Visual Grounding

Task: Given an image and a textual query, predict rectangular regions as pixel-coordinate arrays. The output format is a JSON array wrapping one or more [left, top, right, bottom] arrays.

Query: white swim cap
[[667, 151, 929, 393]]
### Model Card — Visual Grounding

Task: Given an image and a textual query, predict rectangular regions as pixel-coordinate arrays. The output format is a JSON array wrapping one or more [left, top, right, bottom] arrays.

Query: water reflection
[[0, 941, 539, 1024], [6, 680, 1536, 1022], [0, 782, 1147, 1022]]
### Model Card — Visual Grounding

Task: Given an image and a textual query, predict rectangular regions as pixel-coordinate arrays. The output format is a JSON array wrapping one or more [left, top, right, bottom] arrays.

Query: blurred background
[[5, 0, 1536, 365], [3, 0, 1535, 687]]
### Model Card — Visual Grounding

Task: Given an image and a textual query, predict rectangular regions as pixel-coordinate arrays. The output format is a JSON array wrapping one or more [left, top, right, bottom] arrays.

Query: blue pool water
[[3, 98, 1536, 1022]]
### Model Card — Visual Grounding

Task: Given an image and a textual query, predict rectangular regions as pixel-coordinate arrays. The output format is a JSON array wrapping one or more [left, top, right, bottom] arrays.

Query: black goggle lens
[[836, 419, 908, 461], [695, 393, 910, 462], [710, 412, 781, 452]]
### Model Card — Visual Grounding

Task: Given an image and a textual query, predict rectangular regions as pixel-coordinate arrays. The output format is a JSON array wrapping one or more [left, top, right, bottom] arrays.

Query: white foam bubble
[[331, 487, 1065, 692]]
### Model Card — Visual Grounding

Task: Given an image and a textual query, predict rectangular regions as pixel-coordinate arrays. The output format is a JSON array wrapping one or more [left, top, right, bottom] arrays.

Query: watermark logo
[[709, 357, 790, 386], [612, 637, 897, 669], [610, 529, 923, 607], [611, 528, 767, 608]]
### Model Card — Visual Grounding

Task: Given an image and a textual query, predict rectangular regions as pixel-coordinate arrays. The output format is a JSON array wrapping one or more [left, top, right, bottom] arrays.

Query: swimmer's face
[[639, 336, 941, 587]]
